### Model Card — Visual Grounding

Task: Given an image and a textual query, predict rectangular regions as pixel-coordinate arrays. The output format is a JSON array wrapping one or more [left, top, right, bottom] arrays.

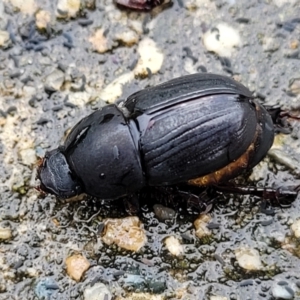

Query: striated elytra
[[38, 73, 274, 200]]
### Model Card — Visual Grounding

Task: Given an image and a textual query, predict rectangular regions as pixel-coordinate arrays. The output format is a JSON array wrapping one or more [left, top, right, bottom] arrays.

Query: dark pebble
[[64, 101, 77, 109], [153, 204, 176, 221], [6, 106, 17, 116], [57, 8, 68, 16], [214, 253, 225, 265], [0, 109, 7, 118], [36, 118, 50, 125], [197, 65, 207, 73], [34, 44, 46, 52], [52, 105, 64, 112], [277, 280, 288, 286], [9, 70, 22, 78], [181, 232, 194, 242], [63, 32, 73, 43], [260, 218, 273, 226], [129, 58, 138, 70], [286, 50, 300, 59], [219, 56, 231, 68], [113, 270, 126, 277], [9, 54, 19, 67], [63, 41, 74, 49], [177, 0, 184, 8], [207, 222, 220, 229], [20, 76, 33, 84], [78, 19, 94, 26], [183, 46, 198, 64], [97, 222, 105, 235], [235, 17, 250, 23], [239, 279, 254, 287], [146, 67, 152, 78]]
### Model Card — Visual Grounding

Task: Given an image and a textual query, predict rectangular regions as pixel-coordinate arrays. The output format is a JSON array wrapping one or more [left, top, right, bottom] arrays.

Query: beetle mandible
[[38, 73, 275, 200]]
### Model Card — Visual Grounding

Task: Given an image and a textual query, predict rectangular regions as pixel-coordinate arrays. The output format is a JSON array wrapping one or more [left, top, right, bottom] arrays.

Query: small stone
[[235, 247, 262, 271], [65, 254, 90, 282], [203, 23, 241, 57], [210, 296, 228, 300], [153, 204, 176, 221], [289, 40, 298, 50], [35, 278, 59, 299], [272, 281, 295, 299], [89, 29, 112, 54], [262, 37, 280, 53], [194, 214, 212, 238], [56, 0, 81, 18], [291, 219, 300, 238], [128, 20, 143, 35], [134, 38, 164, 77], [68, 91, 92, 107], [99, 72, 134, 104], [101, 216, 147, 252], [35, 10, 52, 30], [84, 282, 112, 300], [0, 226, 12, 240], [114, 29, 139, 47], [44, 69, 65, 92], [289, 78, 300, 95], [0, 1, 6, 28], [115, 293, 164, 300], [0, 30, 11, 49], [165, 236, 183, 256], [19, 148, 36, 166], [9, 0, 37, 14]]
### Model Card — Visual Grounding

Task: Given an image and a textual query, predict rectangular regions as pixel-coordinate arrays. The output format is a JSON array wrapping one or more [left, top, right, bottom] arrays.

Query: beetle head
[[37, 148, 82, 198]]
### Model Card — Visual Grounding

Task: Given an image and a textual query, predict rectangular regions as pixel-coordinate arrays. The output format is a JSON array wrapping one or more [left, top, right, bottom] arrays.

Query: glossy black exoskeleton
[[38, 73, 280, 200]]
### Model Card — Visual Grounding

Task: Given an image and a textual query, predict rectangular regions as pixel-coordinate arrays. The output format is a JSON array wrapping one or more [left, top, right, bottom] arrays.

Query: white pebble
[[194, 214, 212, 238], [272, 282, 294, 299], [210, 296, 228, 300], [56, 0, 81, 18], [203, 23, 241, 57], [235, 247, 262, 270], [84, 283, 112, 300], [68, 91, 93, 107], [9, 0, 37, 14], [102, 216, 147, 252], [134, 38, 164, 77], [291, 219, 300, 238], [44, 69, 65, 91], [165, 236, 183, 256], [0, 227, 12, 240], [99, 72, 134, 104], [0, 30, 11, 49], [19, 148, 36, 166]]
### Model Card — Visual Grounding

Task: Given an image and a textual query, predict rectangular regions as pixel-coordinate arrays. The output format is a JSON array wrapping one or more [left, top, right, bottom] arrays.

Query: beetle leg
[[212, 185, 298, 207], [177, 188, 218, 214], [265, 106, 300, 134], [123, 193, 140, 215]]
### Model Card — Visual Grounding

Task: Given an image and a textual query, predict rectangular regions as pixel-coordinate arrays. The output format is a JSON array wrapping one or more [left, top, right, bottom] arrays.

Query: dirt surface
[[1, 0, 300, 299]]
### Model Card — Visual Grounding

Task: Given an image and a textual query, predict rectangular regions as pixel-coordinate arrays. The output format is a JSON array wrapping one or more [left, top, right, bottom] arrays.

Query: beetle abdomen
[[134, 94, 259, 185]]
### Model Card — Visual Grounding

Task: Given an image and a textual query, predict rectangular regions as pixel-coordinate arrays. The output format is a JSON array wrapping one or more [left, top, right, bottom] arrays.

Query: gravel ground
[[1, 0, 300, 299]]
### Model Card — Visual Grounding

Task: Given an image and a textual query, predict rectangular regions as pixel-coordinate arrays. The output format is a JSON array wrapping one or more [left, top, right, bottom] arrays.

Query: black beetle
[[38, 73, 275, 200]]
